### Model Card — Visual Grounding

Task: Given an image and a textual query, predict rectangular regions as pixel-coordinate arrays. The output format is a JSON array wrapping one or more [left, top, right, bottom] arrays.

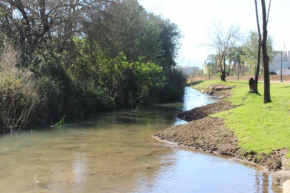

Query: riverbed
[[0, 87, 281, 193]]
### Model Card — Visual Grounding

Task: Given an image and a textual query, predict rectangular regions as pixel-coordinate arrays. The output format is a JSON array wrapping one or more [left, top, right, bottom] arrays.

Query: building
[[269, 51, 290, 72], [175, 66, 200, 75], [276, 69, 290, 75]]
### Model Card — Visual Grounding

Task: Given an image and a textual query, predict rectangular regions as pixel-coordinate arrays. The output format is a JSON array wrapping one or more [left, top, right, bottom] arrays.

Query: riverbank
[[154, 81, 290, 188]]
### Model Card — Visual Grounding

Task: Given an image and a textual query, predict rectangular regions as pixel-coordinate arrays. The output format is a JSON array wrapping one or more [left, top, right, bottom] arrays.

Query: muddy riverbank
[[154, 85, 289, 172]]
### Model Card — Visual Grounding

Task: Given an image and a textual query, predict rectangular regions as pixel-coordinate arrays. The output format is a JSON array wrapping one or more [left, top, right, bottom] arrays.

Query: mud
[[154, 85, 289, 171], [177, 101, 236, 122]]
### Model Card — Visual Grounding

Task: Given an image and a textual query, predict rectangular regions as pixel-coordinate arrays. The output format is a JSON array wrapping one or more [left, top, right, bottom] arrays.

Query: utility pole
[[280, 52, 283, 82], [238, 50, 241, 81]]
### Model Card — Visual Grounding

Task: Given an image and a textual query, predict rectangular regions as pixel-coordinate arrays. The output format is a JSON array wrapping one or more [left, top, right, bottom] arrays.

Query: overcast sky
[[138, 0, 290, 68]]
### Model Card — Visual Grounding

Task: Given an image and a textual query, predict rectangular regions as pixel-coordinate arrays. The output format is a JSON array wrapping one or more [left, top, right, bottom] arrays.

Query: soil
[[154, 117, 240, 156], [177, 101, 236, 122], [153, 85, 289, 171], [200, 85, 233, 98]]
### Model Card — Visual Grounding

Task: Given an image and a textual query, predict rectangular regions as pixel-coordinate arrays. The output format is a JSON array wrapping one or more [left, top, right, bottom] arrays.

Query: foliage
[[0, 0, 185, 131], [204, 54, 219, 75], [0, 44, 39, 133], [208, 23, 243, 81], [158, 69, 186, 102], [241, 31, 274, 74], [69, 52, 166, 109]]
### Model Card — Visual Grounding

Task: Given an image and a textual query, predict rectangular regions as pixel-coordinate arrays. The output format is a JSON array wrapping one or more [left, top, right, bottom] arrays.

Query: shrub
[[0, 44, 39, 133]]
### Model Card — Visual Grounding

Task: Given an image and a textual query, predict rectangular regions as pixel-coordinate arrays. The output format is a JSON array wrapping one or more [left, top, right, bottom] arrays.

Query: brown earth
[[154, 85, 289, 171], [200, 85, 233, 97], [154, 117, 240, 156], [177, 101, 236, 122], [154, 116, 286, 171]]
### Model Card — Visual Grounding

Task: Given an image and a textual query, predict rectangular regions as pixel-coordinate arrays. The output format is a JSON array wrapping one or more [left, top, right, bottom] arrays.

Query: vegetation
[[206, 0, 273, 97], [193, 80, 290, 156], [241, 31, 274, 76], [207, 23, 243, 81], [205, 29, 275, 79], [259, 0, 272, 103], [204, 54, 218, 76], [0, 44, 39, 133], [0, 0, 186, 133]]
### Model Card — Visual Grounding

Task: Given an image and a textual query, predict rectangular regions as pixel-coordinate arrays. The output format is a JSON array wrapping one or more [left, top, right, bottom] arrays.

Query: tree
[[254, 0, 272, 102], [204, 54, 218, 75], [100, 1, 180, 69], [0, 0, 185, 132], [233, 48, 244, 76], [242, 31, 274, 77], [253, 0, 263, 94], [0, 0, 111, 64], [208, 23, 243, 81], [157, 19, 181, 70], [227, 51, 237, 75]]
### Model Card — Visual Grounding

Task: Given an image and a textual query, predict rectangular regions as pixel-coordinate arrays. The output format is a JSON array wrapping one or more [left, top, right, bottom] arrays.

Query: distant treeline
[[0, 0, 186, 133]]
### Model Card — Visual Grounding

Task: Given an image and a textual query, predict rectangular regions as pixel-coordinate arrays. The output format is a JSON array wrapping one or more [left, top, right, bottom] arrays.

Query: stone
[[208, 86, 215, 90], [213, 86, 224, 91], [283, 180, 290, 193], [208, 91, 214, 95], [272, 171, 290, 186], [220, 95, 226, 99]]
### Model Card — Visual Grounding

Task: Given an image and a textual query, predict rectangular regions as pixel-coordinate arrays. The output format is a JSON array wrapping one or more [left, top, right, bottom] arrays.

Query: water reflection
[[182, 87, 217, 111], [0, 87, 281, 193]]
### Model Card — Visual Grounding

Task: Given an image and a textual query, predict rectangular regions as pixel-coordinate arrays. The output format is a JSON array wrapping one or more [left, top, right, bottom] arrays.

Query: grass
[[192, 80, 290, 156]]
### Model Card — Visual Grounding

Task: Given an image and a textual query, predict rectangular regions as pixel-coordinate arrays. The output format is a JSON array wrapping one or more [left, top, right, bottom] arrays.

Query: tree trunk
[[249, 78, 257, 93], [220, 57, 227, 81], [261, 0, 271, 103], [242, 63, 245, 75], [253, 41, 261, 93], [221, 71, 226, 81], [254, 0, 262, 94], [228, 57, 232, 75]]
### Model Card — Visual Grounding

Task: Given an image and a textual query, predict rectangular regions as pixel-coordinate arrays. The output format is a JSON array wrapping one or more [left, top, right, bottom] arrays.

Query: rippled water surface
[[0, 88, 281, 193]]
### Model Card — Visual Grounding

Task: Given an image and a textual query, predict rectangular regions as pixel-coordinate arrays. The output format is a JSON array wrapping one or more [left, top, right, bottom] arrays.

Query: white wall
[[269, 51, 290, 72], [276, 69, 290, 75]]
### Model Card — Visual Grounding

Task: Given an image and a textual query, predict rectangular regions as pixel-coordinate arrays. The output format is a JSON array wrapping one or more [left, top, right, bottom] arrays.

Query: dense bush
[[159, 69, 187, 102], [0, 45, 39, 133], [0, 0, 186, 131]]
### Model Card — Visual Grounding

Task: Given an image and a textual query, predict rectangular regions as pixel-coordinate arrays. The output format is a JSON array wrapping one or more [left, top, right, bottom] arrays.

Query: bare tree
[[253, 0, 262, 93], [208, 23, 243, 81], [261, 0, 271, 103], [0, 0, 110, 57], [254, 0, 271, 102]]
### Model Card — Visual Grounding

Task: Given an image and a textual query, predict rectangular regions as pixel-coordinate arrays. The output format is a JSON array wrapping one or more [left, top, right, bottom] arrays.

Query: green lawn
[[192, 80, 290, 156]]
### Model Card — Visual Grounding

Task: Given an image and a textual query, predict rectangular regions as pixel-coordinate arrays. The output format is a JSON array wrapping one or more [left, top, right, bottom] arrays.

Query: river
[[0, 87, 281, 193]]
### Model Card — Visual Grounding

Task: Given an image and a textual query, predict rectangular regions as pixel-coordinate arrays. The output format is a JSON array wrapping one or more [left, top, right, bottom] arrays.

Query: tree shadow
[[279, 85, 290, 89], [186, 81, 204, 87], [248, 91, 261, 96]]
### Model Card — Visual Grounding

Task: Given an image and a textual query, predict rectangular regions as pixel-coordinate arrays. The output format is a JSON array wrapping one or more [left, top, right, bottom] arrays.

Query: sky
[[138, 0, 290, 69]]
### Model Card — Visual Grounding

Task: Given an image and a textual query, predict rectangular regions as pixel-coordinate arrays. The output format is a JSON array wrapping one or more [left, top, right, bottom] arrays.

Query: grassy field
[[192, 80, 290, 156]]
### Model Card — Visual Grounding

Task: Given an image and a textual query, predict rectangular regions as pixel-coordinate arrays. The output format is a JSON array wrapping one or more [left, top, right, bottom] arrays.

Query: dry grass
[[0, 44, 39, 133]]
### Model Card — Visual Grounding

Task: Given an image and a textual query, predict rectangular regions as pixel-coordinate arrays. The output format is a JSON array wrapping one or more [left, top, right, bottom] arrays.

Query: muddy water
[[0, 88, 281, 193]]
